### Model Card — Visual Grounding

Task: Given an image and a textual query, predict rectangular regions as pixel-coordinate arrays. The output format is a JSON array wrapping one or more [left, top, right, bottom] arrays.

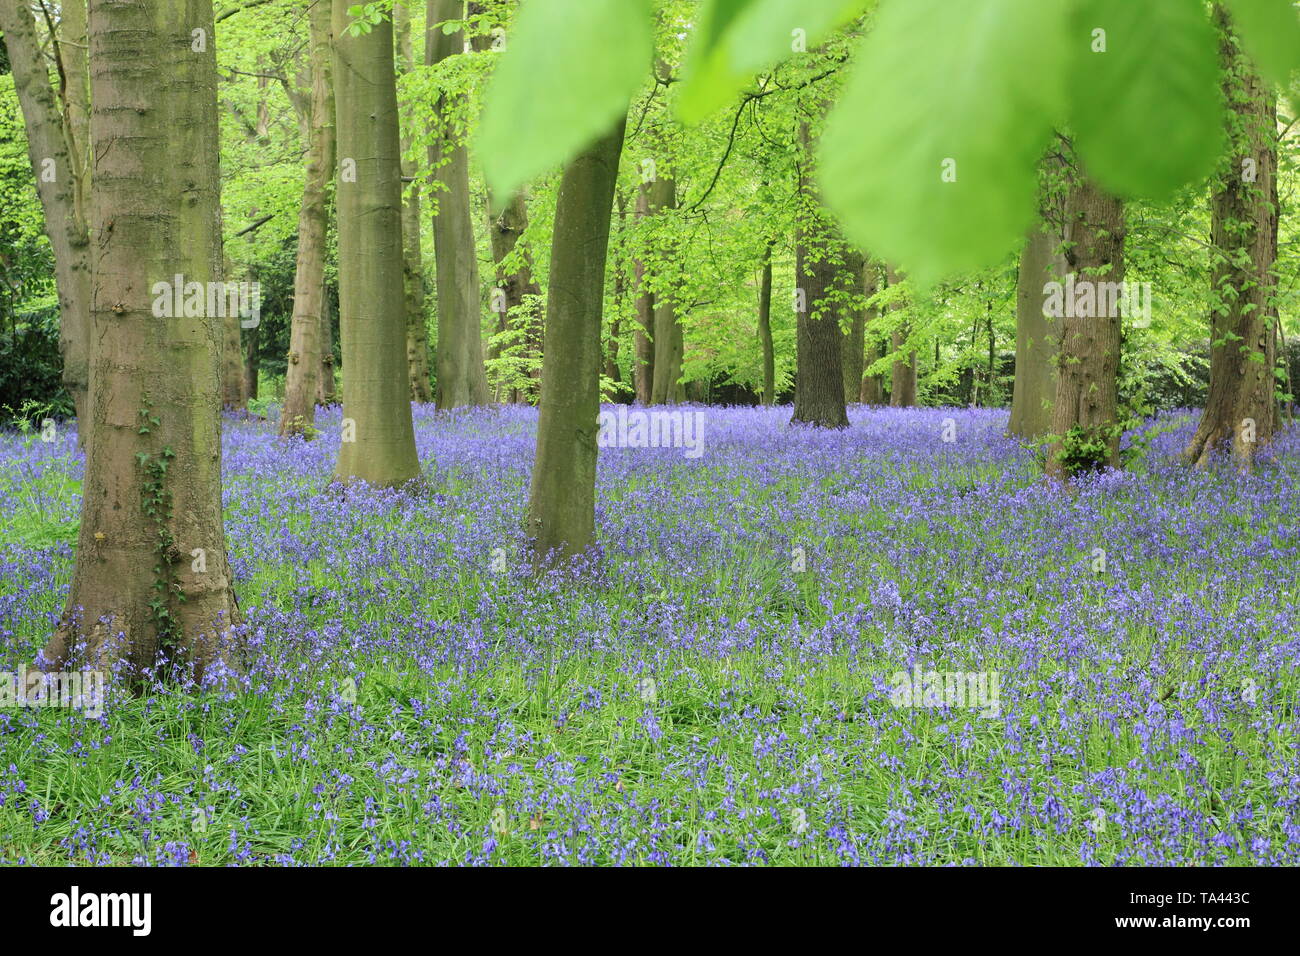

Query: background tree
[[280, 0, 335, 436], [526, 119, 626, 564], [332, 0, 420, 487]]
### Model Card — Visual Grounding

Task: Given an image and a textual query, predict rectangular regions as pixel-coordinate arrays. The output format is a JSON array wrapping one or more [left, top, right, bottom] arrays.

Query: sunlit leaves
[[819, 0, 1067, 286], [1070, 0, 1223, 201], [479, 0, 653, 201], [676, 0, 872, 124]]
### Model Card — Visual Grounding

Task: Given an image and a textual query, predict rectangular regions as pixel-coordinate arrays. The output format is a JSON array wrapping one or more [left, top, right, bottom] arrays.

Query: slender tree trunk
[[757, 239, 775, 405], [332, 0, 420, 486], [859, 261, 885, 404], [243, 321, 260, 401], [1009, 222, 1063, 438], [0, 0, 92, 437], [525, 119, 626, 564], [317, 288, 336, 404], [648, 177, 683, 404], [395, 3, 433, 403], [791, 121, 848, 428], [426, 0, 491, 409], [44, 0, 241, 681], [280, 0, 335, 436], [1046, 172, 1125, 480], [840, 252, 866, 404], [486, 190, 544, 402], [1183, 5, 1279, 471], [631, 179, 658, 404], [886, 266, 917, 407]]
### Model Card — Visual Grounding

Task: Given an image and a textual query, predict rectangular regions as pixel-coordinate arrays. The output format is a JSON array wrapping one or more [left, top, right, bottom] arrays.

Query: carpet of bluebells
[[1, 404, 1298, 866]]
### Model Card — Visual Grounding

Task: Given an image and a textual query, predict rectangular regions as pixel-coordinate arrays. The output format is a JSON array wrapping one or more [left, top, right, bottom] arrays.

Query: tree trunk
[[1183, 5, 1279, 471], [859, 261, 885, 404], [243, 321, 260, 401], [1046, 173, 1125, 480], [841, 252, 866, 405], [791, 121, 849, 428], [0, 0, 92, 437], [317, 288, 336, 404], [648, 177, 683, 404], [886, 266, 917, 407], [487, 190, 543, 402], [43, 0, 241, 681], [280, 0, 335, 436], [757, 239, 775, 405], [631, 179, 657, 404], [427, 0, 491, 409], [526, 119, 626, 564], [395, 3, 433, 403], [332, 0, 420, 487], [1008, 222, 1063, 438]]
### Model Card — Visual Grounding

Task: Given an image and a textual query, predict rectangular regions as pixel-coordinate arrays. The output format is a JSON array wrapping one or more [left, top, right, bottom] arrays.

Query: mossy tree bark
[[526, 119, 626, 565], [44, 0, 241, 682], [1183, 6, 1279, 471], [1046, 170, 1125, 480], [426, 0, 491, 409], [332, 0, 420, 487], [280, 0, 335, 437]]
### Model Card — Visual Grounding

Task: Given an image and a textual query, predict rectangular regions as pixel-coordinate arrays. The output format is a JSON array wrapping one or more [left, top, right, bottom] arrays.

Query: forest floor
[[1, 405, 1297, 865]]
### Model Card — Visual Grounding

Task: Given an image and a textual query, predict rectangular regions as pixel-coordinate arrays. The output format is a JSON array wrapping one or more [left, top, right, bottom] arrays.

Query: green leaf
[[479, 0, 653, 200], [1224, 0, 1300, 91], [819, 0, 1067, 286], [677, 0, 873, 124], [1070, 0, 1223, 200]]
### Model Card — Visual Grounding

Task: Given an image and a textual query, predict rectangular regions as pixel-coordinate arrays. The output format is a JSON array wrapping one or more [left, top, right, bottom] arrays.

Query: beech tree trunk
[[44, 0, 241, 681], [841, 252, 866, 404], [318, 289, 336, 404], [885, 267, 917, 408], [396, 3, 433, 403], [427, 0, 491, 409], [487, 190, 543, 402], [791, 121, 848, 428], [1046, 172, 1125, 480], [757, 239, 775, 405], [1008, 222, 1063, 439], [332, 0, 420, 486], [280, 0, 335, 436], [526, 120, 626, 564], [0, 0, 92, 437], [648, 177, 683, 405], [1183, 6, 1279, 471], [631, 180, 656, 405], [859, 261, 885, 404]]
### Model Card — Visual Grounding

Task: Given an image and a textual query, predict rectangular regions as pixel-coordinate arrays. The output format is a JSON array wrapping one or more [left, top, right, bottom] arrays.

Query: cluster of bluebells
[[0, 404, 1297, 865]]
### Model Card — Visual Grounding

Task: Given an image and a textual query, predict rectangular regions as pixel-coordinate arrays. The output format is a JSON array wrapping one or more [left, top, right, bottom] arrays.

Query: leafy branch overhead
[[479, 0, 1300, 285]]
